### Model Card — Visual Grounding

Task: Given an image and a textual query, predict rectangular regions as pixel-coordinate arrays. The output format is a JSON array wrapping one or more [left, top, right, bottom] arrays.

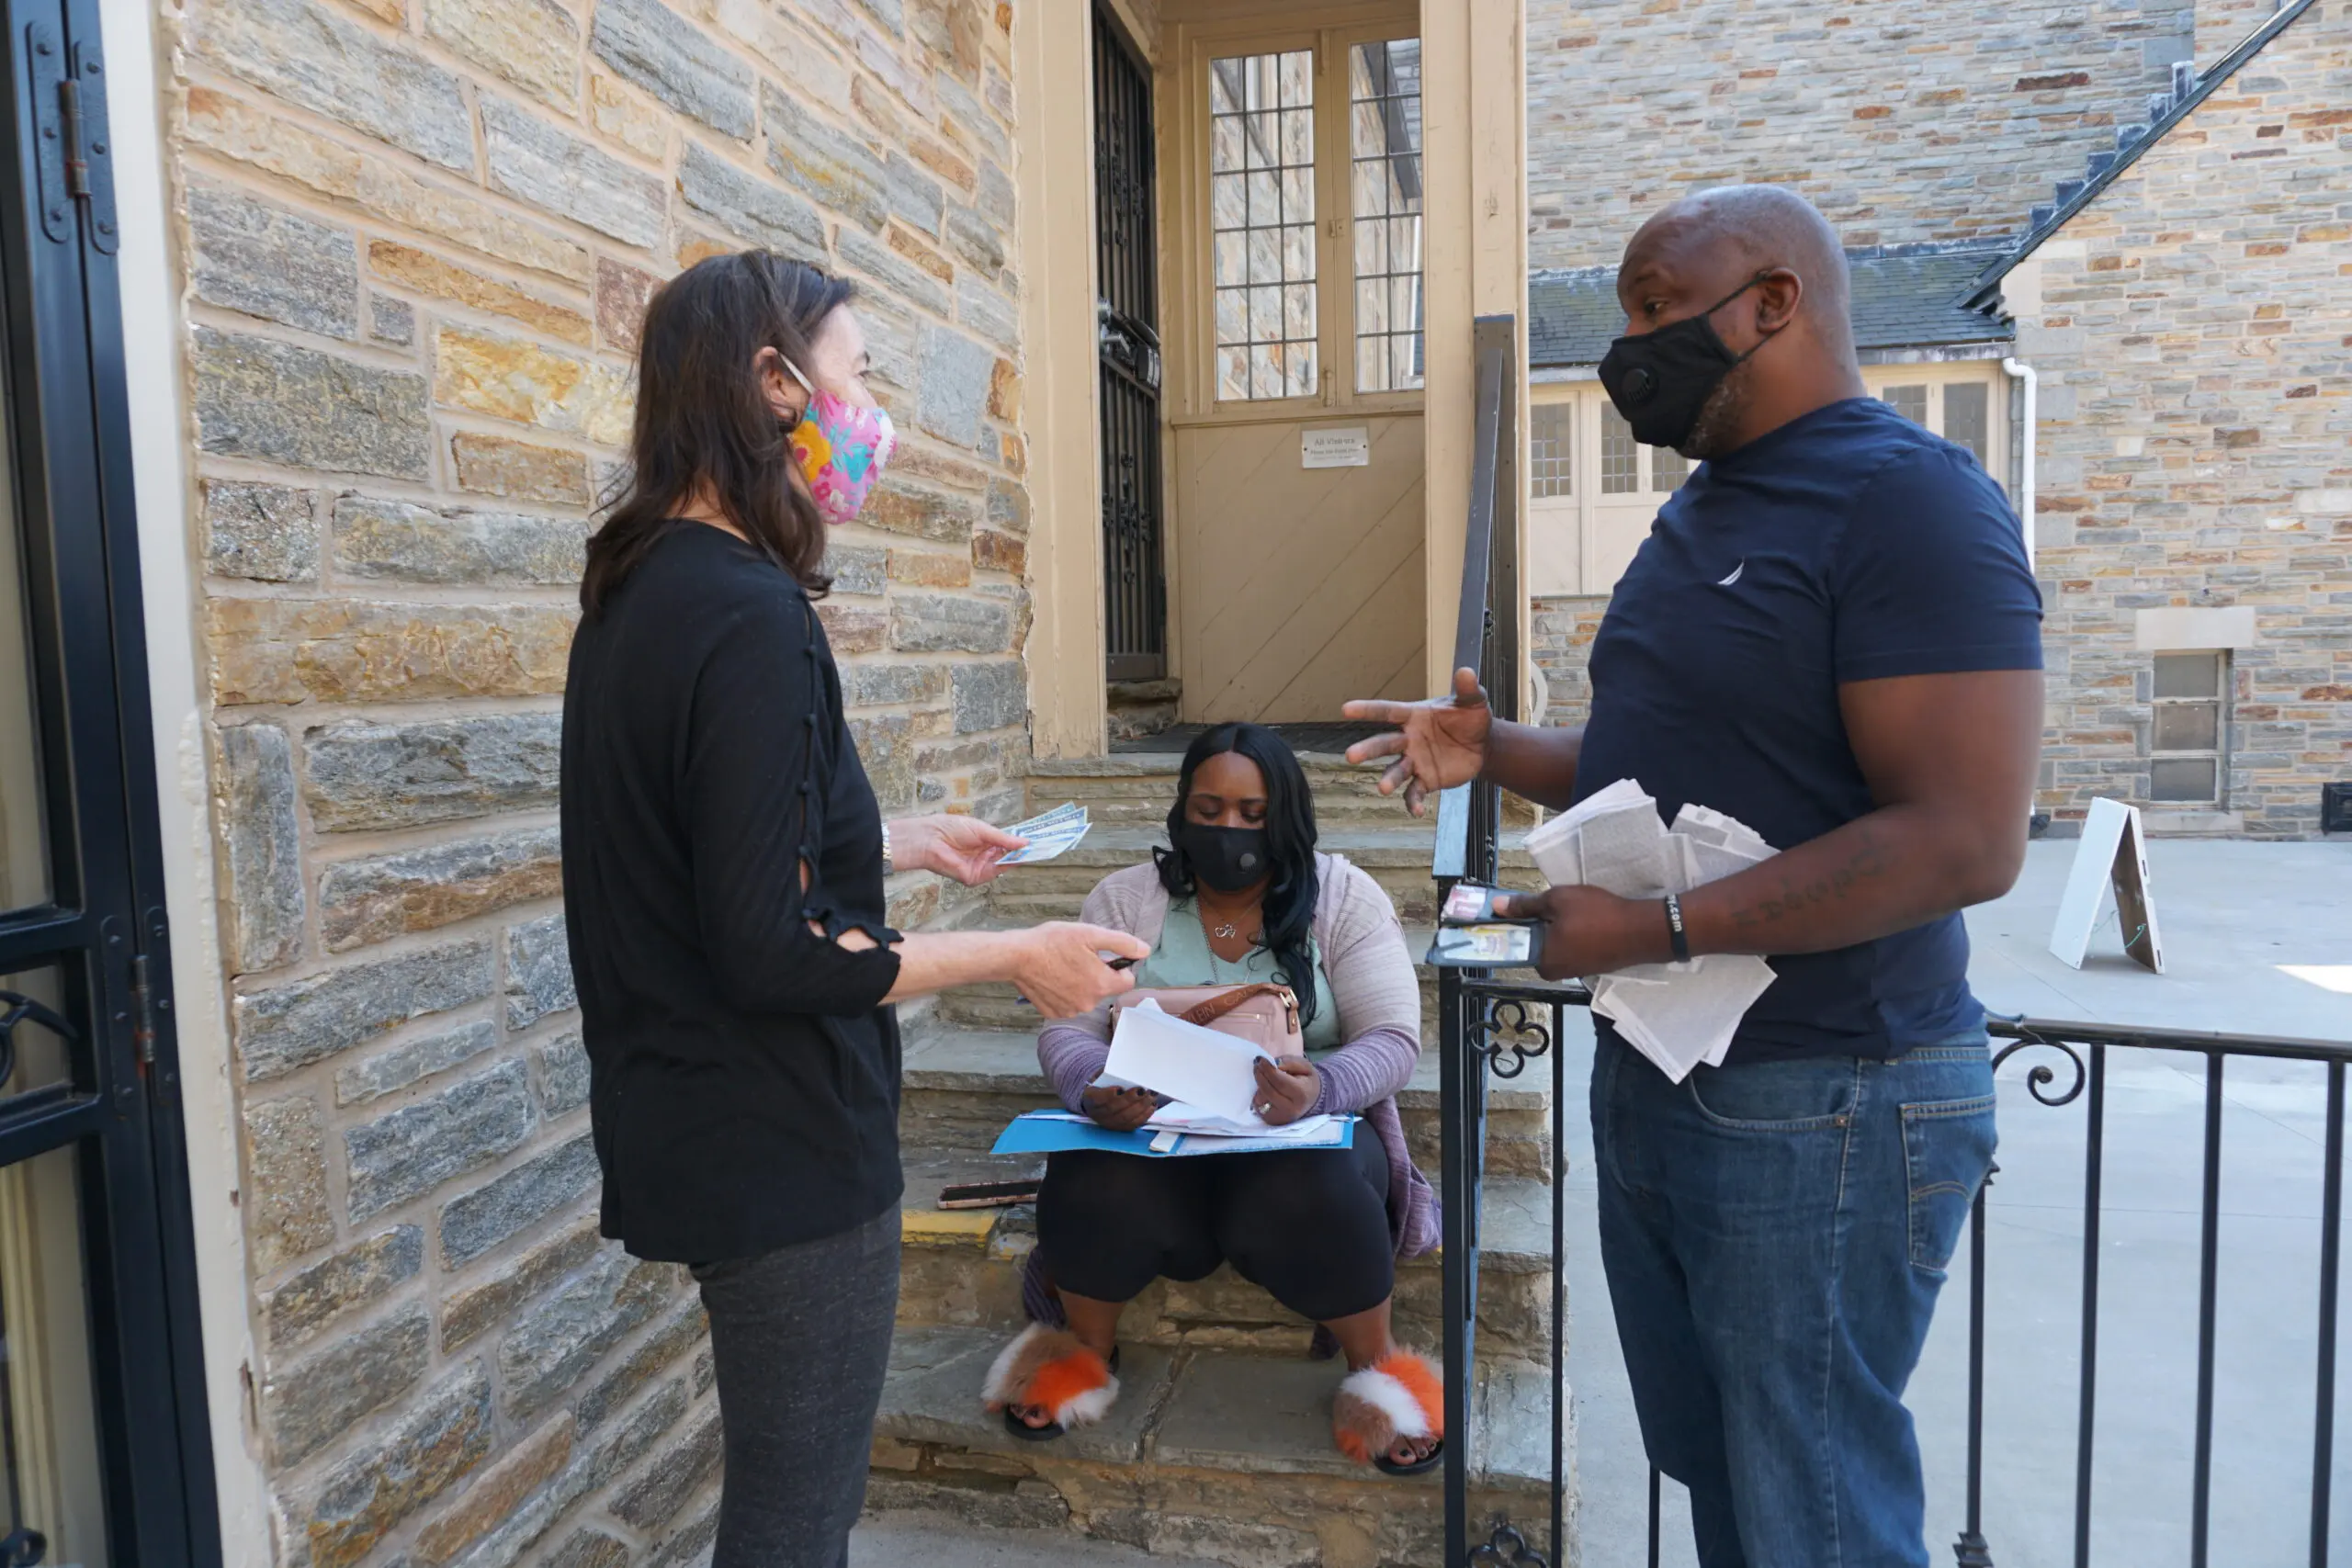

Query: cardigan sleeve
[[1307, 858, 1423, 1114], [684, 594, 900, 1017]]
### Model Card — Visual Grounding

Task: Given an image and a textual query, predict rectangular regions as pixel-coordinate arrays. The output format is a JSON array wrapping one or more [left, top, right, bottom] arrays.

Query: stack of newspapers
[[1524, 779, 1780, 1081]]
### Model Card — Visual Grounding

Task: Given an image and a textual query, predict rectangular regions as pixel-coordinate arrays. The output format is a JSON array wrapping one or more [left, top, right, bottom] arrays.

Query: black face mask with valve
[[1596, 272, 1774, 451], [1176, 823, 1272, 895]]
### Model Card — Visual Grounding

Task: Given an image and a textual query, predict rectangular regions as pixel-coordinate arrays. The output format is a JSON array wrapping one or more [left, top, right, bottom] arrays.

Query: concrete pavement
[[1573, 837, 2352, 1567]]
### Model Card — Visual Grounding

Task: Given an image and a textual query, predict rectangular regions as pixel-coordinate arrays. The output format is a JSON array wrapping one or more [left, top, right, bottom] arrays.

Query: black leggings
[[1036, 1134, 1394, 1324]]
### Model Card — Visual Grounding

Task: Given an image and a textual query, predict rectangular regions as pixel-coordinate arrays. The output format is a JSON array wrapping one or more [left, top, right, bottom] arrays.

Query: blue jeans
[[1591, 1030, 1996, 1568]]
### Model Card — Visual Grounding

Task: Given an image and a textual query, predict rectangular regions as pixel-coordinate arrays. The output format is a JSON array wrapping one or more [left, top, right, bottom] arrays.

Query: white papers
[[1528, 781, 1781, 1083], [999, 802, 1091, 865], [1147, 1104, 1338, 1143], [1104, 999, 1272, 1125]]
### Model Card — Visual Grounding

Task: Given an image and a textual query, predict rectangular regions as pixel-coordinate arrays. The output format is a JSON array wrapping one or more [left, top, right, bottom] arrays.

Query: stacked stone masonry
[[2018, 4, 2352, 835], [1525, 0, 2226, 272], [181, 0, 1032, 1561]]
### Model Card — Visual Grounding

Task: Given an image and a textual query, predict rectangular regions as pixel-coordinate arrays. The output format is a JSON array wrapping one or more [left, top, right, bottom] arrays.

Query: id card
[[1426, 923, 1539, 968], [1441, 882, 1519, 924]]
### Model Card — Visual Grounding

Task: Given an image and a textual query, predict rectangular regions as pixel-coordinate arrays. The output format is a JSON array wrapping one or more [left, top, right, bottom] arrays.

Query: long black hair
[[1153, 724, 1323, 1026], [582, 252, 855, 615]]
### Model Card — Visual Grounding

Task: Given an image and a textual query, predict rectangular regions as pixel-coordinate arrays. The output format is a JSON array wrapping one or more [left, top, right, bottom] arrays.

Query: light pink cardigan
[[1034, 852, 1440, 1258]]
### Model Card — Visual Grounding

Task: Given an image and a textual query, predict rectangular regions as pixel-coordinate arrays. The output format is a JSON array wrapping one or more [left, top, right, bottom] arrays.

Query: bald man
[[1346, 186, 2043, 1566]]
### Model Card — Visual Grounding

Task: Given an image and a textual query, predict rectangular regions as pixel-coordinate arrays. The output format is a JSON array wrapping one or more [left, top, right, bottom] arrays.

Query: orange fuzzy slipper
[[983, 1324, 1119, 1440], [1332, 1349, 1446, 1474]]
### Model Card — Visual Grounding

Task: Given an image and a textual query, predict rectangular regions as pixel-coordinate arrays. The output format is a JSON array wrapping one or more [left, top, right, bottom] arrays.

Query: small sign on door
[[1301, 425, 1371, 468]]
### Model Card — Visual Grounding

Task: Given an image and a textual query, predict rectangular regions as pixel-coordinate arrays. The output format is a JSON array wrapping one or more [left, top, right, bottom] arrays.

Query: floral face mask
[[784, 357, 896, 526]]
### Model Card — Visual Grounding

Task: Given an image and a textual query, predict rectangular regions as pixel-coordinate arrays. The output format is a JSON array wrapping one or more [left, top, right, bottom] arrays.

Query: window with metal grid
[[1883, 383, 1929, 428], [1600, 405, 1640, 494], [1944, 381, 1990, 468], [1530, 402, 1572, 498], [1651, 446, 1689, 491], [2150, 651, 2227, 804], [1350, 39, 1422, 393], [1211, 51, 1317, 401]]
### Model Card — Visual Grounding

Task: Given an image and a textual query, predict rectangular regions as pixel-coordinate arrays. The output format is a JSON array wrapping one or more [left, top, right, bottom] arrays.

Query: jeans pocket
[[1685, 1058, 1859, 1131], [1902, 1093, 1996, 1276]]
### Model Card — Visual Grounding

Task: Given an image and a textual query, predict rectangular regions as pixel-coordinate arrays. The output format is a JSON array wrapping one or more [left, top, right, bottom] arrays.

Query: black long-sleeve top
[[560, 523, 904, 1263]]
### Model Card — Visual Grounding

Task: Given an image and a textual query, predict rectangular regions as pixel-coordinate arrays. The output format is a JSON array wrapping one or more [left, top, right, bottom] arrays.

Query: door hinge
[[130, 952, 155, 1066], [28, 23, 119, 254]]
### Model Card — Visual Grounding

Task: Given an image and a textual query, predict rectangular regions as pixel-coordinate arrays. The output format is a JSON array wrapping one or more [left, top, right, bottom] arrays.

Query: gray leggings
[[693, 1206, 900, 1568]]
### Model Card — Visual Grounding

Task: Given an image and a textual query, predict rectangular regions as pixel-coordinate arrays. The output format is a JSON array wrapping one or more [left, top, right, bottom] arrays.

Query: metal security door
[[0, 0, 220, 1561], [1094, 7, 1165, 682]]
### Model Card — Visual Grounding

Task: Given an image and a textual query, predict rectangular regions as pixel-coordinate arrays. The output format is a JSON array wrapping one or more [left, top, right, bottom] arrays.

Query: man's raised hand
[[1341, 667, 1494, 817]]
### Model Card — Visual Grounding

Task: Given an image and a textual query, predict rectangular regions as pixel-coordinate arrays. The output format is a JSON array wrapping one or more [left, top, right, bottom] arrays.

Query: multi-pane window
[[1600, 405, 1640, 494], [1883, 384, 1929, 427], [1350, 39, 1422, 393], [1943, 382, 1989, 468], [1210, 51, 1317, 401], [1530, 402, 1573, 498], [2150, 651, 2227, 804], [1651, 446, 1689, 491]]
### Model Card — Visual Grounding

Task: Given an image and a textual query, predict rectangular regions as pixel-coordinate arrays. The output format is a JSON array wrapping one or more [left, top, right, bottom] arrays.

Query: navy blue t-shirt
[[1576, 397, 2043, 1062]]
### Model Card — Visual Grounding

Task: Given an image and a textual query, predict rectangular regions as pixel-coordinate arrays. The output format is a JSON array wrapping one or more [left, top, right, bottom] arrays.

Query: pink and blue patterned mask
[[785, 359, 896, 526]]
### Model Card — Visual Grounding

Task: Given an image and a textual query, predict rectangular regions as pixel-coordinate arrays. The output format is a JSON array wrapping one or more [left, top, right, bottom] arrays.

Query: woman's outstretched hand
[[891, 814, 1028, 886], [1010, 922, 1149, 1018], [1341, 667, 1494, 817]]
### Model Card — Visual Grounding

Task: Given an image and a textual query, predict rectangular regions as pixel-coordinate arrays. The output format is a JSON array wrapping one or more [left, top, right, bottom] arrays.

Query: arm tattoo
[[1726, 828, 1892, 931]]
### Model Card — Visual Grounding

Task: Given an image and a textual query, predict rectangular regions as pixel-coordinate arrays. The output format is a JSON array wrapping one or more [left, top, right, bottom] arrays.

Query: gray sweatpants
[[693, 1206, 901, 1568]]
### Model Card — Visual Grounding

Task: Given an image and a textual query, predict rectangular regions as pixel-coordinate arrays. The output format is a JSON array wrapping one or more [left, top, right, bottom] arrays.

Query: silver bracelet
[[880, 820, 894, 877]]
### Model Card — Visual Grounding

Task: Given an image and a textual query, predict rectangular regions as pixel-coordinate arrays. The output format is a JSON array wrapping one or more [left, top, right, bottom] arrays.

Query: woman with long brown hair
[[560, 252, 1146, 1567]]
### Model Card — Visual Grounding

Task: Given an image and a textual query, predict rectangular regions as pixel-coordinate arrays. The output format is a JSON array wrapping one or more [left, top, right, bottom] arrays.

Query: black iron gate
[[0, 1, 220, 1562], [1093, 6, 1164, 682]]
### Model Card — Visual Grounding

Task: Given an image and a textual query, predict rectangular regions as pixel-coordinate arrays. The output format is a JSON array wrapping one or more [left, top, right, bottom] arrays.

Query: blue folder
[[990, 1110, 1355, 1159]]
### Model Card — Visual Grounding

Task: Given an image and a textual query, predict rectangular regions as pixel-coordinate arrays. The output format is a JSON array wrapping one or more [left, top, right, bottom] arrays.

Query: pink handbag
[[1107, 982, 1304, 1058]]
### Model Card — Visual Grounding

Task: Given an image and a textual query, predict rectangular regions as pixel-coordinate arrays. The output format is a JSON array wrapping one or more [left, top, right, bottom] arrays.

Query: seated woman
[[983, 723, 1445, 1472]]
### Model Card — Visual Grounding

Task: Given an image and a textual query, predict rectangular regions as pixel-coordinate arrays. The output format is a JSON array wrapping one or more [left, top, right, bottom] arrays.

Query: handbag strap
[[1178, 983, 1295, 1029]]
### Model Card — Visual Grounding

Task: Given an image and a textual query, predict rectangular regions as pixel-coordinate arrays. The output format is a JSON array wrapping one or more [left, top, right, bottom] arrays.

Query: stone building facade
[[1526, 0, 2208, 273], [1999, 2, 2352, 834], [169, 0, 1032, 1559]]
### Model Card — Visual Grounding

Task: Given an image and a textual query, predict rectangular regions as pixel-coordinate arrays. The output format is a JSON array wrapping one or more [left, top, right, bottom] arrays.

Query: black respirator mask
[[1596, 272, 1775, 451], [1176, 824, 1272, 894]]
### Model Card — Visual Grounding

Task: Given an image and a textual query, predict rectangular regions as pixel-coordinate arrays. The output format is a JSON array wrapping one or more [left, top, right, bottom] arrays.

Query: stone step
[[982, 826, 1541, 927], [867, 1326, 1563, 1563], [1028, 753, 1426, 828], [893, 1145, 1564, 1367], [899, 1026, 1560, 1184]]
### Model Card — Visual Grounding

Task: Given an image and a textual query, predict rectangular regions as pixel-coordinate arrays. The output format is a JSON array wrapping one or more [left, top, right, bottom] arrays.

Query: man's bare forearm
[[1680, 805, 2019, 957], [1480, 721, 1585, 811]]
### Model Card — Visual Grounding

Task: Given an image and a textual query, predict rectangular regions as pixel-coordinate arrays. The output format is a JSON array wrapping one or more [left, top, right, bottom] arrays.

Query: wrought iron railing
[[1428, 319, 2352, 1568]]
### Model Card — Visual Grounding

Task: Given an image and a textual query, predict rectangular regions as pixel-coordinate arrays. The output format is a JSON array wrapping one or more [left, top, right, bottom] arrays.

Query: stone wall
[[2017, 3, 2351, 836], [175, 0, 1031, 1560], [1526, 0, 2201, 270]]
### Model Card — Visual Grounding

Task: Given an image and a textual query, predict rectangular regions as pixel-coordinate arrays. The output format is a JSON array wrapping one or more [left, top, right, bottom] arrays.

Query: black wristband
[[1663, 893, 1690, 963]]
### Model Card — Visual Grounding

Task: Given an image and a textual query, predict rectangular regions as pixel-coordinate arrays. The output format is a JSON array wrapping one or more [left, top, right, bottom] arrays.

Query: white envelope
[[1104, 999, 1274, 1126]]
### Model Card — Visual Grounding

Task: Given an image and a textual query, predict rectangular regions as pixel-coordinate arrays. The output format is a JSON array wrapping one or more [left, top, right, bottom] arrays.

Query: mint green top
[[1135, 897, 1343, 1055]]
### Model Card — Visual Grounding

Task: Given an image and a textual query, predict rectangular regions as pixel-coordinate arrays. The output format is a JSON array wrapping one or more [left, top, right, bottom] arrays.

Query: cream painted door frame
[[1419, 0, 1527, 702]]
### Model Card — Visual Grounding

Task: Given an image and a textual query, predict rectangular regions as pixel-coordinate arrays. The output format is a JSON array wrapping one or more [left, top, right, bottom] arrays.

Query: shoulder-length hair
[[581, 252, 854, 615], [1154, 723, 1324, 1026]]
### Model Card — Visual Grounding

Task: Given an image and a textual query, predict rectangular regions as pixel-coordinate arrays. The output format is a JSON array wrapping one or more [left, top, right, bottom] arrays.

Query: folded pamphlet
[[1528, 782, 1781, 1082]]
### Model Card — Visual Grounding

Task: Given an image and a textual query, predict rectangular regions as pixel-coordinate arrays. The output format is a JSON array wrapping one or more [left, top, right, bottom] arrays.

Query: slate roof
[[1531, 245, 2015, 369]]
